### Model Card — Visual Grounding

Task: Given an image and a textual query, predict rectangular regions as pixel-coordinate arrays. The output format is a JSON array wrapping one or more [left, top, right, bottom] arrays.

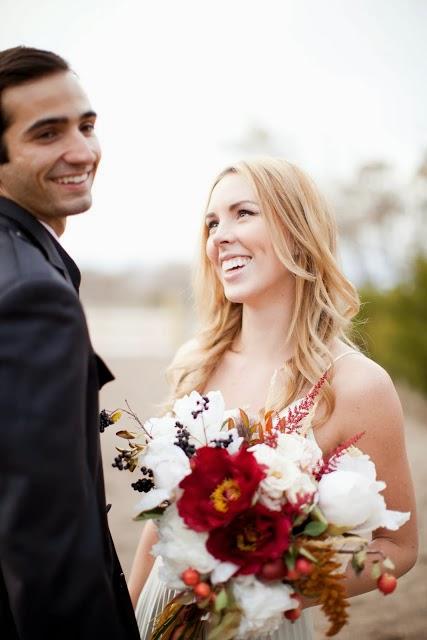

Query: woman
[[129, 158, 417, 639]]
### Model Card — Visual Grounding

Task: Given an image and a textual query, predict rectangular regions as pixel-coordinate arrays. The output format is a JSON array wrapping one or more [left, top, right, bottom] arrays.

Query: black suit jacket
[[0, 197, 140, 639]]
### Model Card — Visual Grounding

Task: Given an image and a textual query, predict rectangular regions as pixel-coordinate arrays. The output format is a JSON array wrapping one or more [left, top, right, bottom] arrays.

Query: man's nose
[[63, 130, 98, 165]]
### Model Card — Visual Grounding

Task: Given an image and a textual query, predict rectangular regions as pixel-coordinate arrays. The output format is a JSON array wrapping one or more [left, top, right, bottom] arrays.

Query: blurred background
[[2, 1, 426, 638]]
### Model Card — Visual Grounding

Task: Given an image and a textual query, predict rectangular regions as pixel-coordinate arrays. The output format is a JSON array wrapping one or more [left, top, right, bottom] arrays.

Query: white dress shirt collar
[[37, 219, 61, 243]]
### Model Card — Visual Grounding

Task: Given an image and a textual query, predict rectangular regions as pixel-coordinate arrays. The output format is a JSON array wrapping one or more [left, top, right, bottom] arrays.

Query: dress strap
[[329, 349, 362, 367]]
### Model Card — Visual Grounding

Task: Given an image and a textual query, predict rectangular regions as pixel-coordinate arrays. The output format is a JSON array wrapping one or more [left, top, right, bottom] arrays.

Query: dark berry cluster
[[174, 422, 196, 458], [211, 434, 234, 449], [131, 466, 155, 493], [100, 409, 114, 433], [112, 450, 132, 470], [191, 396, 210, 419]]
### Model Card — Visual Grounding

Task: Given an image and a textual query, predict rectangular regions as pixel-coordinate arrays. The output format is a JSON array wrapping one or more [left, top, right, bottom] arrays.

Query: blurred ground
[[100, 357, 427, 640]]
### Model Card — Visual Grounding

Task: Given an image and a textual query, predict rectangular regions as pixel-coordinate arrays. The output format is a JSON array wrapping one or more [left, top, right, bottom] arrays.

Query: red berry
[[284, 607, 302, 622], [295, 557, 313, 576], [181, 568, 200, 586], [290, 592, 303, 607], [284, 567, 300, 581], [194, 582, 211, 599], [377, 573, 397, 595], [260, 559, 287, 581]]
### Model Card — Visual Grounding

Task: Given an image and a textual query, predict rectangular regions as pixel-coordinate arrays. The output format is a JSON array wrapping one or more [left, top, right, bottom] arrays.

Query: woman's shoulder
[[331, 348, 395, 399], [328, 345, 403, 440]]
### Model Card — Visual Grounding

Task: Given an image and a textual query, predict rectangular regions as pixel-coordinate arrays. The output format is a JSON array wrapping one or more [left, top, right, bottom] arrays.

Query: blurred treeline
[[355, 256, 427, 396], [333, 153, 427, 397]]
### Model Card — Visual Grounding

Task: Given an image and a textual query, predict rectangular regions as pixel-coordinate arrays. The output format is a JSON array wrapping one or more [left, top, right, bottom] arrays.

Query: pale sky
[[1, 0, 426, 270]]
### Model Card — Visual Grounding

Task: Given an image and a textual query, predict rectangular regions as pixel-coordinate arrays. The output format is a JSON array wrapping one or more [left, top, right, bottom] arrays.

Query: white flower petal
[[232, 576, 296, 639], [173, 390, 226, 447], [211, 562, 239, 584], [153, 505, 219, 589], [135, 489, 170, 512], [319, 453, 411, 536]]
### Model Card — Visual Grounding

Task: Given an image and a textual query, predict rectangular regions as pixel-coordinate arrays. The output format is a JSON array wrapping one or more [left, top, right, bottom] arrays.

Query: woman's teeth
[[222, 256, 252, 273]]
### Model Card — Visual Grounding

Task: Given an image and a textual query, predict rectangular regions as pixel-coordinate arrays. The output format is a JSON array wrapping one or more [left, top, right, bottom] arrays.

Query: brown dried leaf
[[298, 541, 349, 637], [116, 430, 137, 439], [239, 409, 250, 430]]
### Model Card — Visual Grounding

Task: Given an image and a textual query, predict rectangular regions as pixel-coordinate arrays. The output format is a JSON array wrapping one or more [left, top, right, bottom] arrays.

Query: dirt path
[[101, 358, 427, 640]]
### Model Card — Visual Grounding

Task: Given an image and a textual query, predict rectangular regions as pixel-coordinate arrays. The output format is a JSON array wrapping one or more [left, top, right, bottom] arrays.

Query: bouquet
[[106, 374, 410, 639]]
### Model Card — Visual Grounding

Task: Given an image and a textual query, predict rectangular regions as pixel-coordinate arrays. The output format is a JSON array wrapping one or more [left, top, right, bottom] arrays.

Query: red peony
[[206, 503, 292, 575], [177, 446, 265, 532]]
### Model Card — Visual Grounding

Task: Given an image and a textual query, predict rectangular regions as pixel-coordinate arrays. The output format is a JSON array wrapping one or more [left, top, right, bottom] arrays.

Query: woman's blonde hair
[[166, 157, 359, 423]]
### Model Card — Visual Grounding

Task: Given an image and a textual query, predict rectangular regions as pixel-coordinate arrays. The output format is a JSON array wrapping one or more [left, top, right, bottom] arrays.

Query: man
[[0, 46, 140, 639]]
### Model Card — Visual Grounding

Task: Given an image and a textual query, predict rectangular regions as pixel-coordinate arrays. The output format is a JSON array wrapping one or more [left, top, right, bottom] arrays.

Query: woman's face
[[205, 172, 290, 305]]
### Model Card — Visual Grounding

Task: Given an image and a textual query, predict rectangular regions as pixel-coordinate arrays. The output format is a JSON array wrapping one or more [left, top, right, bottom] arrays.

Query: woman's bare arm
[[127, 520, 158, 608], [326, 357, 418, 598]]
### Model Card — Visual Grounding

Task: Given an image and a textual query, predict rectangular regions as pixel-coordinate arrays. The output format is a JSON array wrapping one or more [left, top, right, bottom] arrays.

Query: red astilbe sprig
[[278, 372, 329, 436], [315, 431, 366, 480]]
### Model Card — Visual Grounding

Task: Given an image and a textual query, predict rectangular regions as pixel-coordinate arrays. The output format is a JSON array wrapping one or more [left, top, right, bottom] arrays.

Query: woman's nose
[[212, 220, 236, 246]]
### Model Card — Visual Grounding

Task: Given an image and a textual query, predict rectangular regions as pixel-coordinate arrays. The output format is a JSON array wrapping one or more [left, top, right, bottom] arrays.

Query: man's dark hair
[[0, 46, 69, 164]]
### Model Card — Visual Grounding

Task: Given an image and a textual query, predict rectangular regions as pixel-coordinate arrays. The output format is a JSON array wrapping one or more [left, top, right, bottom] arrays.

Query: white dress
[[135, 352, 359, 639]]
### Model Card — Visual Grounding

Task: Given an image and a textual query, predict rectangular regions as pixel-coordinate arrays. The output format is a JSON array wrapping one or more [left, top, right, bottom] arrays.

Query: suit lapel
[[0, 196, 114, 388]]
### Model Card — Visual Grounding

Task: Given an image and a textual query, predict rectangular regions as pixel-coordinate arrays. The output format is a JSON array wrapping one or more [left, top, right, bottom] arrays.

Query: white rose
[[232, 576, 296, 639], [286, 471, 318, 505], [153, 505, 221, 589], [135, 437, 191, 512], [275, 432, 323, 471], [318, 453, 410, 536], [251, 443, 301, 510]]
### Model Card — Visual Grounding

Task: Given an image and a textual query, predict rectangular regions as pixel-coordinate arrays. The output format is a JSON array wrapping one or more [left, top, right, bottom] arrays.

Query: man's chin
[[59, 195, 93, 217]]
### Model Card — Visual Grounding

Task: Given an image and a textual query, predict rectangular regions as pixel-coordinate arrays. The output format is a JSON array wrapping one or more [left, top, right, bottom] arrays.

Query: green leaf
[[207, 611, 242, 640], [311, 505, 328, 524], [214, 588, 228, 612], [303, 520, 328, 536], [371, 561, 381, 580], [133, 506, 166, 521], [298, 547, 319, 564], [284, 547, 298, 570], [351, 549, 367, 575]]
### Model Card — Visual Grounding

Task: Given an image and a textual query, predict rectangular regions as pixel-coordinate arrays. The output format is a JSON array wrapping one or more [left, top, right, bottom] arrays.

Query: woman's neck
[[233, 282, 295, 365]]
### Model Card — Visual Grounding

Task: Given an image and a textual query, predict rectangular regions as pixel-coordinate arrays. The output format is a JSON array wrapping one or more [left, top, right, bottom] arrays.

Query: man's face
[[0, 71, 101, 234]]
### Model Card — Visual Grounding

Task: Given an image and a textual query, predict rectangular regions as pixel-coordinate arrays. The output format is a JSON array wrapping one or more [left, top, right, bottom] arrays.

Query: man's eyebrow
[[25, 111, 97, 135]]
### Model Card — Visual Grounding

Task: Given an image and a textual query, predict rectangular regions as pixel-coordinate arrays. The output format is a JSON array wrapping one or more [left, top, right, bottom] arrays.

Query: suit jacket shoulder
[[0, 221, 73, 297]]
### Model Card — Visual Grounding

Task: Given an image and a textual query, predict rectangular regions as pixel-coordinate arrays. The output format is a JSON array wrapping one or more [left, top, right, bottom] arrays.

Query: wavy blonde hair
[[166, 157, 360, 423]]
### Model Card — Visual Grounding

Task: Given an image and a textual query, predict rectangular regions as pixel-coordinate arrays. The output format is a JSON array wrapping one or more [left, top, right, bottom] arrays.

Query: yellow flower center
[[210, 478, 241, 512], [237, 525, 258, 551]]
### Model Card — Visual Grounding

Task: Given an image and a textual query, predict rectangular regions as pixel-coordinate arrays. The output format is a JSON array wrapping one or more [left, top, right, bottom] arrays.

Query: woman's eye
[[207, 220, 218, 231], [238, 209, 256, 218]]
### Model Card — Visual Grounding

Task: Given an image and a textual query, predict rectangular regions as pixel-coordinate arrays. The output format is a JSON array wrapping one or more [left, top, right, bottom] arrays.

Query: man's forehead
[[3, 71, 93, 127]]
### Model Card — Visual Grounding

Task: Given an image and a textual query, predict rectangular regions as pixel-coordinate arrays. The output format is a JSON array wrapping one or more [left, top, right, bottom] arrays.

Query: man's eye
[[37, 130, 57, 140], [81, 123, 95, 134]]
